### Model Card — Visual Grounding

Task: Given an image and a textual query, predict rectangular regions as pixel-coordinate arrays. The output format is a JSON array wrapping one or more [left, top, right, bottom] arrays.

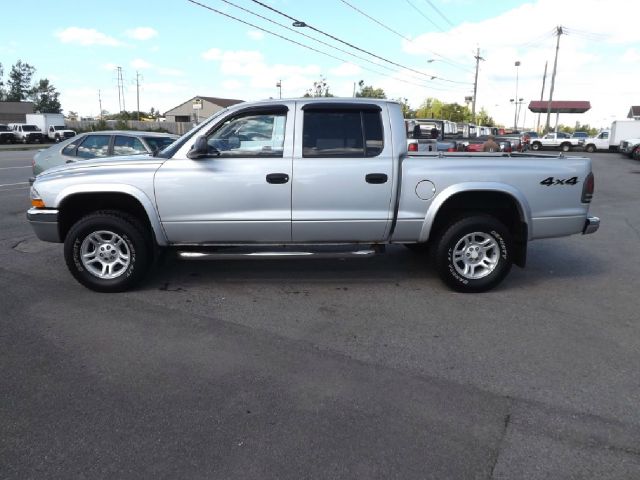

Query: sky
[[1, 0, 638, 129]]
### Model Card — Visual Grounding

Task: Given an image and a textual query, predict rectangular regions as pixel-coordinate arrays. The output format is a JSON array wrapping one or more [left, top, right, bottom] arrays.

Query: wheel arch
[[56, 185, 167, 246], [420, 184, 532, 267]]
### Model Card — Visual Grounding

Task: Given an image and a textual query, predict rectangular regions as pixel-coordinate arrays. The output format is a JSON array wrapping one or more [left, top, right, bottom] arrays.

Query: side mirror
[[187, 135, 219, 159]]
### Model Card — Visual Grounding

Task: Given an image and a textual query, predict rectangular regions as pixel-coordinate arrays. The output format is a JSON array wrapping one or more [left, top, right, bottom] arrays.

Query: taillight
[[582, 172, 594, 203], [505, 146, 512, 153], [408, 142, 418, 152], [447, 147, 456, 152]]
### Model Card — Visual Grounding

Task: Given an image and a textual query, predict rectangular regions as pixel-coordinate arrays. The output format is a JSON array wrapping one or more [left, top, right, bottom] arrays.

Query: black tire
[[585, 144, 595, 153], [432, 215, 513, 293], [531, 142, 541, 151], [560, 143, 571, 152], [629, 147, 639, 159], [64, 210, 152, 292]]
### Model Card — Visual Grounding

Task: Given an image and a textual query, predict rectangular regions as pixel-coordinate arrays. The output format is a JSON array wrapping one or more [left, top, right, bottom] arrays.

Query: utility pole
[[98, 90, 103, 120], [135, 71, 142, 120], [471, 47, 484, 123], [513, 61, 520, 130], [536, 61, 548, 133], [116, 67, 122, 113], [545, 26, 564, 133]]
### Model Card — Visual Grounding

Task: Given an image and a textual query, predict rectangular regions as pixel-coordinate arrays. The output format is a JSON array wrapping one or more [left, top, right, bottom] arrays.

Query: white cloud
[[247, 30, 265, 40], [125, 27, 158, 41], [330, 63, 362, 77], [56, 27, 122, 46], [102, 63, 118, 71], [621, 48, 640, 63], [222, 79, 244, 90], [130, 58, 152, 69], [201, 48, 322, 98]]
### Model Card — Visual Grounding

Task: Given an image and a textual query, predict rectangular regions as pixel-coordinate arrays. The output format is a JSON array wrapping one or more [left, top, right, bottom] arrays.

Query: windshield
[[144, 136, 177, 151], [0, 125, 9, 132], [22, 125, 40, 131]]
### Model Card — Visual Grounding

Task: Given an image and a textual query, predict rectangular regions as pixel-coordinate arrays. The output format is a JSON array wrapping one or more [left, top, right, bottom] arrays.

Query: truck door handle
[[266, 173, 289, 184], [365, 173, 388, 184], [65, 160, 76, 164]]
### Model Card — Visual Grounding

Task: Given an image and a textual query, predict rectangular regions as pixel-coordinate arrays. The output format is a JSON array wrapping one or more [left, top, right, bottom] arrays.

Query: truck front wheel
[[432, 215, 513, 293], [63, 210, 152, 292], [585, 144, 595, 153]]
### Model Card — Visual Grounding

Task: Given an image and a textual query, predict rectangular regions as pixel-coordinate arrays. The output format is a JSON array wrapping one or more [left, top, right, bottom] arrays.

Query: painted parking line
[[0, 166, 32, 170], [0, 182, 29, 187]]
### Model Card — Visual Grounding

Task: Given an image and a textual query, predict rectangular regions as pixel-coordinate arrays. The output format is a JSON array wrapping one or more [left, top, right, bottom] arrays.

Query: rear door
[[291, 103, 394, 242]]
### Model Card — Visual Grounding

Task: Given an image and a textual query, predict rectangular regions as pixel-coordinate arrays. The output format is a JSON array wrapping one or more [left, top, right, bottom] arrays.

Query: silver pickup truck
[[27, 98, 599, 293]]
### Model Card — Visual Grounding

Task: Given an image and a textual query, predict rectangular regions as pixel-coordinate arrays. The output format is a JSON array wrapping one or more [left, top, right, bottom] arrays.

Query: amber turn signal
[[31, 199, 45, 208]]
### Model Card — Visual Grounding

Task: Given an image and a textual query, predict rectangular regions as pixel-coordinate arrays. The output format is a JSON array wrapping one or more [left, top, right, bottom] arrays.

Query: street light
[[276, 80, 282, 99], [513, 61, 521, 130]]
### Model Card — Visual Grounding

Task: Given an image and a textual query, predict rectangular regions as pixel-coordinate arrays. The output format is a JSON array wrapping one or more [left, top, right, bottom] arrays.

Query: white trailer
[[25, 113, 76, 142]]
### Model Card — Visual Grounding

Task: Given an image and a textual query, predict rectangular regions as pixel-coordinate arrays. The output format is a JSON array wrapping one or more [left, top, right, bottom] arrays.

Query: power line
[[218, 0, 421, 81], [185, 0, 463, 92], [337, 0, 473, 73], [421, 0, 455, 27], [403, 0, 443, 32], [249, 0, 472, 84]]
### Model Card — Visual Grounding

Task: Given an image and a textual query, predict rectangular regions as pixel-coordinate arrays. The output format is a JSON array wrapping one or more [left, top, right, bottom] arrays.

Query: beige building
[[0, 101, 35, 123], [164, 96, 244, 123]]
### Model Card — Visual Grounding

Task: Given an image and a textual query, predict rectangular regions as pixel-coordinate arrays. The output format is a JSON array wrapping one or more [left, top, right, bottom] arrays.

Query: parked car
[[571, 131, 589, 140], [0, 124, 16, 144], [27, 98, 598, 294], [31, 130, 178, 178], [8, 124, 44, 143], [530, 132, 584, 152], [609, 120, 640, 152], [465, 137, 512, 152], [619, 138, 640, 158], [583, 130, 610, 153]]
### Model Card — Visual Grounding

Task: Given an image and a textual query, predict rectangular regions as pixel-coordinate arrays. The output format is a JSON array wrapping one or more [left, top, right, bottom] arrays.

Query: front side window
[[302, 108, 384, 157], [76, 135, 110, 159], [113, 136, 147, 156], [206, 112, 286, 157]]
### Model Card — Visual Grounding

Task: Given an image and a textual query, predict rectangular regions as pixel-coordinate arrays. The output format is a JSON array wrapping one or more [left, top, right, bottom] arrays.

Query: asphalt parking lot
[[1, 149, 639, 479]]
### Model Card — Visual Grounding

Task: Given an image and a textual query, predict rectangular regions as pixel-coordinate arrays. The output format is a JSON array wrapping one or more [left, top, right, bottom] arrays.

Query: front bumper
[[582, 216, 600, 235], [26, 208, 61, 242]]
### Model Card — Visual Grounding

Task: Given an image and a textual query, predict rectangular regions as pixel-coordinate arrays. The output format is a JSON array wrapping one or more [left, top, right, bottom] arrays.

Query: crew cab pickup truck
[[530, 132, 584, 152], [27, 98, 599, 293]]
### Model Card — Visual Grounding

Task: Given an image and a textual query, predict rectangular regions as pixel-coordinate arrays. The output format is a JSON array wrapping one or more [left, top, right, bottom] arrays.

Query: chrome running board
[[176, 245, 382, 260]]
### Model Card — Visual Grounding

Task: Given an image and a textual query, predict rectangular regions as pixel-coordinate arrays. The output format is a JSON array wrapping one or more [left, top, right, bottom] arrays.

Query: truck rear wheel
[[561, 143, 571, 152], [63, 210, 152, 292], [432, 215, 513, 293], [531, 142, 541, 151]]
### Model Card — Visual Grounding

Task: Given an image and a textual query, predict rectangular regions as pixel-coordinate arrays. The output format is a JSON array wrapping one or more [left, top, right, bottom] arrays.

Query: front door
[[155, 105, 293, 244], [291, 103, 394, 242]]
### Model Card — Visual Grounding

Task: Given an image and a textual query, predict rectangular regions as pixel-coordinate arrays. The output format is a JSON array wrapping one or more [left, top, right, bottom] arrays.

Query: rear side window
[[303, 109, 384, 157], [113, 135, 147, 156], [62, 137, 83, 156], [76, 135, 111, 159]]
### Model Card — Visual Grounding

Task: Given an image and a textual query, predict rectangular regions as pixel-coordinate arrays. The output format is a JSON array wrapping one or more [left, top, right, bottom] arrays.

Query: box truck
[[25, 114, 76, 142]]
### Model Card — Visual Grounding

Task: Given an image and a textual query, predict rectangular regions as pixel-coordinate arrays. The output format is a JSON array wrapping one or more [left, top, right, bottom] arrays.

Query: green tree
[[303, 76, 334, 97], [475, 107, 495, 127], [355, 80, 386, 99], [7, 60, 35, 101], [0, 62, 5, 100], [30, 78, 62, 113], [395, 97, 415, 118], [415, 97, 444, 118]]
